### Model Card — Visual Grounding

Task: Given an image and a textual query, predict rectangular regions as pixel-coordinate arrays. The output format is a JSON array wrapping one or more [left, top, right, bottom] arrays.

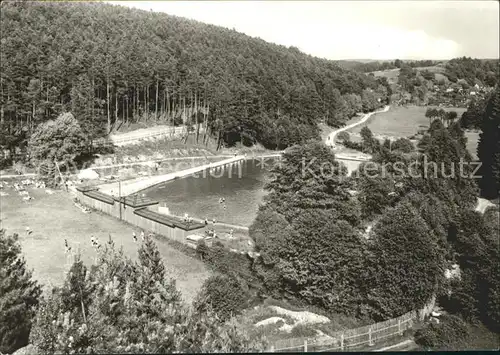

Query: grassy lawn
[[347, 105, 467, 137], [337, 105, 479, 158], [0, 187, 210, 304]]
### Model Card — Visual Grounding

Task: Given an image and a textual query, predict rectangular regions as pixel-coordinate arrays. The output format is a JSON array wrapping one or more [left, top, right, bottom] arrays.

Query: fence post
[[398, 318, 402, 335], [368, 326, 374, 346], [340, 333, 344, 351], [304, 339, 308, 352]]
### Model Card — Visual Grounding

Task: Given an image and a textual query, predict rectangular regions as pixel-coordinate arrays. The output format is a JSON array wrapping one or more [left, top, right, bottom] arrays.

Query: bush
[[196, 240, 211, 260], [194, 274, 249, 322], [343, 140, 363, 151], [392, 138, 414, 153], [337, 131, 350, 142], [13, 161, 26, 175], [0, 156, 12, 170], [200, 241, 261, 288], [415, 314, 469, 350], [290, 324, 318, 338]]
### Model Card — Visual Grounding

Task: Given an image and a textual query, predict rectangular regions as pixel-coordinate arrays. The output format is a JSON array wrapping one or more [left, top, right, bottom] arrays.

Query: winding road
[[326, 105, 390, 148]]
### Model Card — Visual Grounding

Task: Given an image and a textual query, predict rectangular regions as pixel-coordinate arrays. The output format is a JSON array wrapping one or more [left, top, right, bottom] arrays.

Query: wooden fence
[[271, 295, 436, 352]]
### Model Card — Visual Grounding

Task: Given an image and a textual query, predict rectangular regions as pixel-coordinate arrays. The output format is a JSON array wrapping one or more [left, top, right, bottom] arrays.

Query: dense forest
[[0, 1, 389, 154], [444, 57, 499, 87]]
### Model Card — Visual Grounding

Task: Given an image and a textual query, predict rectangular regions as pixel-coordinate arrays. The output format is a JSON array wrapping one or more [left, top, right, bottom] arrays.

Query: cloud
[[294, 24, 461, 60], [107, 1, 493, 60]]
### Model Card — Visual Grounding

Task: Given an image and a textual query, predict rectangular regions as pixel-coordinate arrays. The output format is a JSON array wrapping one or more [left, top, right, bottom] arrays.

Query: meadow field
[[347, 105, 467, 136], [346, 105, 478, 157], [415, 65, 448, 82], [0, 187, 211, 303], [369, 65, 449, 86], [371, 68, 400, 84]]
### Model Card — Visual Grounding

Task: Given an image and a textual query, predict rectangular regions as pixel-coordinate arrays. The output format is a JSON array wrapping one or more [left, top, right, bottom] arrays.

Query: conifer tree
[[0, 230, 42, 354]]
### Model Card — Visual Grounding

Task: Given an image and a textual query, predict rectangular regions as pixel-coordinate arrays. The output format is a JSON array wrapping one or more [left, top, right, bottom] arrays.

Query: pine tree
[[0, 230, 42, 354]]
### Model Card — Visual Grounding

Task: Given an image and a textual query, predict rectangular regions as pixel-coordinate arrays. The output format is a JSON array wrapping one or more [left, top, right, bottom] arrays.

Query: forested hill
[[0, 1, 389, 151]]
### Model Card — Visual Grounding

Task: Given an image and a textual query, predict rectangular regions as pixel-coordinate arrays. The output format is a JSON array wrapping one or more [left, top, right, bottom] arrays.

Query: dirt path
[[326, 105, 390, 147]]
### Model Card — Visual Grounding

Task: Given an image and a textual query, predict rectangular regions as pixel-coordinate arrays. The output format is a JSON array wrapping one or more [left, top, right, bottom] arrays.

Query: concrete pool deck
[[99, 155, 246, 197]]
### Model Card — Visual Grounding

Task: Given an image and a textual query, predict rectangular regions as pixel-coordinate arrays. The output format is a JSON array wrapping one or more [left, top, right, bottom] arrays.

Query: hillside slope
[[0, 1, 389, 151]]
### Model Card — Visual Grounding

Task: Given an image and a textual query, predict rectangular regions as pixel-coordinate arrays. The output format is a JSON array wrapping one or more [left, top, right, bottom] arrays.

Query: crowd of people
[[0, 178, 55, 201]]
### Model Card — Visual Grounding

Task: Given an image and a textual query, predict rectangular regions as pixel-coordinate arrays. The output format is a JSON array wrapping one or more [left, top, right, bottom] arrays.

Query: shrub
[[337, 131, 350, 142], [0, 156, 12, 170], [290, 324, 318, 338], [415, 314, 469, 350], [343, 140, 363, 151], [392, 137, 414, 153], [194, 274, 249, 322], [13, 161, 26, 175]]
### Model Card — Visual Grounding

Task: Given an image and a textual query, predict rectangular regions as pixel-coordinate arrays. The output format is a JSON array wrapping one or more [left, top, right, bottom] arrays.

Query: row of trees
[[0, 230, 265, 354], [425, 108, 458, 127], [0, 1, 388, 153], [336, 59, 439, 73]]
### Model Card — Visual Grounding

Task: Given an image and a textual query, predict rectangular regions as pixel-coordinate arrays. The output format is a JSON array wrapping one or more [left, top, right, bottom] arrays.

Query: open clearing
[[343, 105, 479, 158], [370, 65, 448, 84], [371, 68, 400, 84], [347, 105, 467, 136], [0, 187, 210, 303]]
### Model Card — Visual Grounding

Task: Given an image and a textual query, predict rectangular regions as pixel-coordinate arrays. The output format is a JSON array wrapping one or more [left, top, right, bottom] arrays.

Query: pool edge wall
[[75, 190, 202, 244]]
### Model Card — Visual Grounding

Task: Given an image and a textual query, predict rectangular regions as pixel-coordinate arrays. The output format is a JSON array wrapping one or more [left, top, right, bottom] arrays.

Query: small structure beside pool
[[75, 185, 206, 246], [186, 234, 205, 249]]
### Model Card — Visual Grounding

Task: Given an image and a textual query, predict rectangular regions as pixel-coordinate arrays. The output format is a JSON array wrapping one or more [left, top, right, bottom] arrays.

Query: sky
[[108, 1, 499, 61]]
